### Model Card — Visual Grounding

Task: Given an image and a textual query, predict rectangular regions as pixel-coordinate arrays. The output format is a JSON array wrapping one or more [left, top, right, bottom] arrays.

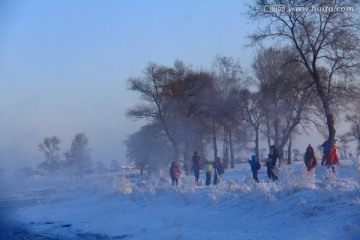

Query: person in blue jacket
[[248, 155, 260, 183]]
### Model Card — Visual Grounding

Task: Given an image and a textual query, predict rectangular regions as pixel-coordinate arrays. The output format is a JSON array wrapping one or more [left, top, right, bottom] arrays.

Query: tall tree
[[127, 60, 216, 167], [236, 89, 268, 162], [66, 133, 91, 179], [127, 61, 188, 160], [212, 56, 249, 168], [38, 136, 61, 173], [248, 0, 360, 148], [124, 123, 173, 174], [253, 47, 316, 158], [343, 102, 360, 156]]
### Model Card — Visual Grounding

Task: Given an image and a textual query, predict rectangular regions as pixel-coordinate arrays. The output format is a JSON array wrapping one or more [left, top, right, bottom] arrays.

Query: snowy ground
[[1, 160, 360, 240]]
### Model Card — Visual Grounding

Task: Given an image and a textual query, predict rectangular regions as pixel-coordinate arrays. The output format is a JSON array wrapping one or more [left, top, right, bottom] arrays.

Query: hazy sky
[[0, 0, 260, 171]]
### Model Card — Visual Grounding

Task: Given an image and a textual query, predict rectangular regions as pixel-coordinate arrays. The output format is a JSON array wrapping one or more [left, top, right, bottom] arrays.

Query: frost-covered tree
[[124, 124, 173, 174], [235, 89, 267, 162], [127, 61, 189, 161], [253, 47, 315, 158], [343, 102, 360, 156], [212, 55, 249, 168], [248, 0, 360, 149], [38, 135, 61, 173], [127, 60, 217, 167], [65, 133, 91, 179]]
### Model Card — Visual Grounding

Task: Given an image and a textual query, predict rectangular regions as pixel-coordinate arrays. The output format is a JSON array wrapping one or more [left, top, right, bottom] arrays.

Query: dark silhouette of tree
[[253, 47, 315, 160], [38, 136, 61, 173], [127, 61, 188, 161], [342, 102, 360, 156], [235, 89, 268, 163], [248, 0, 360, 148], [169, 71, 217, 169], [212, 55, 249, 168], [124, 124, 173, 174], [65, 133, 91, 179], [127, 60, 217, 168]]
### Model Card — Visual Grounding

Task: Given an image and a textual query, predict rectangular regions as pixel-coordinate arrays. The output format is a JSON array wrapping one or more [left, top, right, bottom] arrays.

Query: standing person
[[303, 144, 318, 171], [321, 140, 329, 154], [192, 151, 201, 186], [213, 157, 224, 185], [204, 158, 213, 185], [268, 145, 279, 181], [321, 145, 339, 174], [248, 155, 260, 183], [169, 161, 180, 185]]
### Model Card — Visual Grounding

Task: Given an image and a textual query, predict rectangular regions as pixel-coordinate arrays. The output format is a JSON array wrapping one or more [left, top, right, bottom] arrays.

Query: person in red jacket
[[321, 145, 339, 174], [192, 151, 201, 186], [169, 161, 180, 185]]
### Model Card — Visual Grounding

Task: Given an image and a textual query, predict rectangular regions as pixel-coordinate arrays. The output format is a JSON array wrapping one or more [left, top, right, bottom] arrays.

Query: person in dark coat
[[192, 151, 201, 185], [213, 157, 224, 185], [169, 161, 180, 185], [248, 155, 259, 183], [268, 145, 279, 180], [303, 144, 318, 171]]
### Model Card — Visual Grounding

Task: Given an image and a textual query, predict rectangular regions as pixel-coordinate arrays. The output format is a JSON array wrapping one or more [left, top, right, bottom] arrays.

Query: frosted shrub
[[177, 173, 197, 193], [298, 166, 316, 189], [112, 176, 132, 194], [208, 179, 229, 200], [255, 182, 277, 201], [320, 167, 337, 188], [145, 172, 160, 194], [277, 166, 298, 194]]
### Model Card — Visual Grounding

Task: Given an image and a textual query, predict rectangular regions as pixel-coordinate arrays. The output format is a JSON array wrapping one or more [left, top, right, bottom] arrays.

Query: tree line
[[38, 133, 91, 178], [125, 0, 360, 173]]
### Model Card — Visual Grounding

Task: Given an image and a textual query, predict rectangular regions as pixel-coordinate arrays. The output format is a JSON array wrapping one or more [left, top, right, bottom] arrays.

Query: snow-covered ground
[[1, 160, 360, 240]]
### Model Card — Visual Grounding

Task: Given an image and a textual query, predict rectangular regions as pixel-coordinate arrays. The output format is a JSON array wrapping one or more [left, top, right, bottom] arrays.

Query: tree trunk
[[183, 140, 190, 172], [287, 137, 292, 165], [312, 73, 336, 147], [274, 117, 279, 148], [223, 126, 229, 169], [212, 117, 218, 161], [266, 118, 271, 149], [255, 127, 260, 163], [229, 128, 235, 168]]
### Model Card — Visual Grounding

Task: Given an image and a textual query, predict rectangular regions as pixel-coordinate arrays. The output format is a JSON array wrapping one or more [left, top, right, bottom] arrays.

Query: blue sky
[[0, 0, 258, 171]]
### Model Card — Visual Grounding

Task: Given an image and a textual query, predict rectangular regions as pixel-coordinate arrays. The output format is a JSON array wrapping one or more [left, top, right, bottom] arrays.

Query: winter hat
[[251, 155, 257, 161], [306, 144, 313, 151]]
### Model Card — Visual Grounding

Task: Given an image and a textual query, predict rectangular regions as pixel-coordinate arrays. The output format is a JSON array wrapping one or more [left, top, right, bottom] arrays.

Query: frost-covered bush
[[177, 173, 197, 193], [277, 166, 299, 194], [112, 175, 132, 194], [320, 167, 337, 189], [208, 179, 233, 200]]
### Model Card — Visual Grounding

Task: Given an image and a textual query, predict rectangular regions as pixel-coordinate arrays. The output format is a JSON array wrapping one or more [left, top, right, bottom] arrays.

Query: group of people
[[248, 141, 340, 183], [301, 140, 339, 174], [191, 151, 224, 186], [170, 140, 340, 186], [248, 145, 279, 183], [169, 151, 224, 186]]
